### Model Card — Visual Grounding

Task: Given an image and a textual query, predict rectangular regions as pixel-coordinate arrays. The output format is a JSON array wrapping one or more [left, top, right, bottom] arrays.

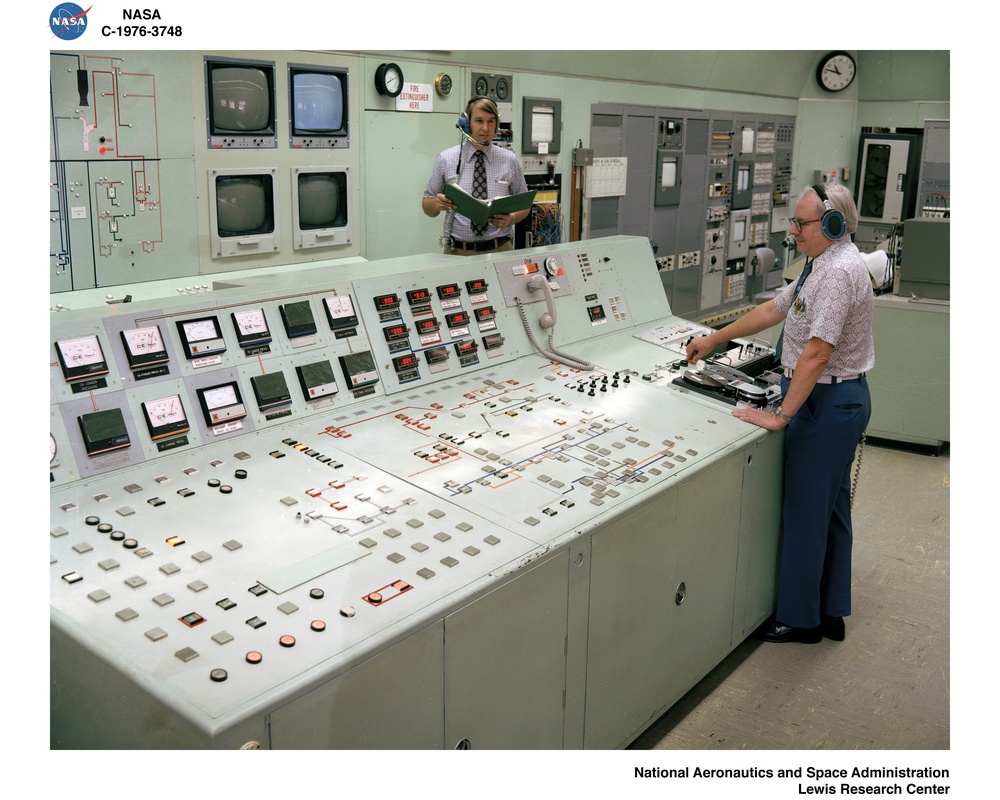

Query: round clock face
[[817, 52, 856, 92]]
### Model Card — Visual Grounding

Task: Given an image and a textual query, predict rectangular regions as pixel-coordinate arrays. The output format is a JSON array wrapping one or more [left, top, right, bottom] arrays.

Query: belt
[[452, 236, 511, 252], [783, 367, 864, 384]]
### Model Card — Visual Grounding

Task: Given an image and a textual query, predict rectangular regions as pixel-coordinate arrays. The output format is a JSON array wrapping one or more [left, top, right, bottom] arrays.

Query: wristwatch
[[774, 407, 794, 423]]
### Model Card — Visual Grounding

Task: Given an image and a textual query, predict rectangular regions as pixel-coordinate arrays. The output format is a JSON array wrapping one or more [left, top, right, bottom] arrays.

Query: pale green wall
[[364, 50, 949, 259], [51, 50, 949, 294]]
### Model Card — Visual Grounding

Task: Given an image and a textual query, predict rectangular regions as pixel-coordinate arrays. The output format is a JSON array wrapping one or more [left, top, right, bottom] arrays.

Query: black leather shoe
[[821, 615, 845, 641], [762, 622, 822, 643]]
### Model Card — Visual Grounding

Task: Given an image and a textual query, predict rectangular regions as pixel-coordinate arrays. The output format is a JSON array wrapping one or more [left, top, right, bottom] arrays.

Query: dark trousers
[[776, 375, 871, 628]]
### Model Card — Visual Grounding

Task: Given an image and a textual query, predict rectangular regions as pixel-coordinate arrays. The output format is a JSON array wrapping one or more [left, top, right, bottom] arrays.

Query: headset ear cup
[[457, 112, 470, 135], [822, 209, 845, 239]]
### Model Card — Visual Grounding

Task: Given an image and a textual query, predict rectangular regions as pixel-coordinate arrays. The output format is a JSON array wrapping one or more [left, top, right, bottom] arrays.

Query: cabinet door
[[444, 551, 570, 749], [584, 453, 744, 748], [269, 622, 445, 749]]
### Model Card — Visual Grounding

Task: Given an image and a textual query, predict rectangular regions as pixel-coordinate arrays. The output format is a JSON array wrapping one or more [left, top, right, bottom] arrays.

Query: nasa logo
[[49, 3, 91, 41]]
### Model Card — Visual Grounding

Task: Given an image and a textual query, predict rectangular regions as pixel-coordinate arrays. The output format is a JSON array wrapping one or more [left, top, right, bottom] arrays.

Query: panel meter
[[120, 326, 168, 370], [141, 394, 190, 440], [231, 309, 272, 348], [55, 334, 109, 382], [177, 317, 226, 359], [197, 381, 247, 426]]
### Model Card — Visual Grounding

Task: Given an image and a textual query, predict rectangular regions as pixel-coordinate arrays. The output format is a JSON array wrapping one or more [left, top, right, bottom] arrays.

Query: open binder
[[445, 183, 536, 228]]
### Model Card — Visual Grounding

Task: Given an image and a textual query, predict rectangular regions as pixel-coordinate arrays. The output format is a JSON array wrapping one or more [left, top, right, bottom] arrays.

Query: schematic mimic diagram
[[50, 52, 197, 292]]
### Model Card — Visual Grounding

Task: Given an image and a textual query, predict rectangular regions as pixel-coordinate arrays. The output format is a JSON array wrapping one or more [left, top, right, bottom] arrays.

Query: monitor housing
[[291, 166, 352, 250], [208, 168, 280, 259], [288, 63, 350, 149], [205, 56, 278, 149]]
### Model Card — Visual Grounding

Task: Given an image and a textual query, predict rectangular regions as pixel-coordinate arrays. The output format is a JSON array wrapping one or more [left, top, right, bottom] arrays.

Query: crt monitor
[[208, 169, 281, 258], [205, 56, 277, 148], [289, 64, 349, 149], [291, 167, 352, 250]]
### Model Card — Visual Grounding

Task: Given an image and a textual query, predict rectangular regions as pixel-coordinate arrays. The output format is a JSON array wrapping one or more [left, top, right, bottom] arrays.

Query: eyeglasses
[[789, 217, 821, 230]]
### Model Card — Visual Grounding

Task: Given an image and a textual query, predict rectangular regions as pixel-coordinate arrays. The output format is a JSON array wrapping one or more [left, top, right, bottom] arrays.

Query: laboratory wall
[[50, 49, 949, 307]]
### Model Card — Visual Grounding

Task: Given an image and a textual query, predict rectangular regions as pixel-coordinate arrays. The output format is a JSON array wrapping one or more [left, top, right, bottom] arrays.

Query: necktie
[[774, 258, 813, 363], [471, 150, 487, 236]]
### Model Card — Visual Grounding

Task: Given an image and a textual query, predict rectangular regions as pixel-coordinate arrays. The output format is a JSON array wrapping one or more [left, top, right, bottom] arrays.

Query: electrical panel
[[50, 236, 782, 749], [590, 105, 793, 318]]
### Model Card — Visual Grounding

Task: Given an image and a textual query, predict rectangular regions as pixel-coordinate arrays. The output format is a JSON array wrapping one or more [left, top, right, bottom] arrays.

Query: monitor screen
[[215, 174, 274, 237], [298, 172, 347, 229], [292, 167, 352, 249], [205, 57, 276, 147], [289, 65, 349, 148]]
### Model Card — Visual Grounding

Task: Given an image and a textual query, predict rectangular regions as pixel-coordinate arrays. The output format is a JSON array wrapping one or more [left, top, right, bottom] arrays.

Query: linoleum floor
[[628, 441, 951, 750]]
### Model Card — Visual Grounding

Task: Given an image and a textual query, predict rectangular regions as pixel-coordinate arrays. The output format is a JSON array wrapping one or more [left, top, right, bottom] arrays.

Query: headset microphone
[[781, 233, 797, 248]]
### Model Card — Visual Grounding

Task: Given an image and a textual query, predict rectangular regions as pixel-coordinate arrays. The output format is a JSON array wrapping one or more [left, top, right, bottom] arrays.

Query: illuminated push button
[[210, 668, 228, 682], [219, 485, 233, 494], [207, 478, 221, 488], [110, 530, 126, 542], [97, 523, 113, 534], [85, 516, 101, 526], [278, 635, 296, 648], [122, 538, 139, 549], [310, 620, 326, 632], [245, 651, 263, 665], [234, 469, 247, 480], [340, 605, 356, 617], [309, 588, 324, 600], [367, 592, 383, 605]]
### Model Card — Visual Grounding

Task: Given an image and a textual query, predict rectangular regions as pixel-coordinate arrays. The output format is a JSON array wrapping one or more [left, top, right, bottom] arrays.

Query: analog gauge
[[56, 334, 103, 366], [495, 77, 510, 101], [177, 317, 226, 359], [50, 433, 57, 464], [374, 62, 404, 98], [197, 382, 246, 426], [231, 308, 272, 347], [121, 325, 168, 369], [203, 384, 238, 409], [233, 309, 267, 337], [475, 75, 489, 96], [55, 334, 109, 381], [435, 72, 453, 98], [122, 326, 164, 354], [141, 394, 190, 440], [144, 395, 185, 425], [182, 318, 219, 341]]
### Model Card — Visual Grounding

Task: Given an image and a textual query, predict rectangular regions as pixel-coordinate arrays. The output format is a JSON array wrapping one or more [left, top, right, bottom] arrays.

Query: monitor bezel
[[207, 168, 281, 259], [290, 166, 353, 251], [288, 63, 350, 149], [204, 55, 278, 149]]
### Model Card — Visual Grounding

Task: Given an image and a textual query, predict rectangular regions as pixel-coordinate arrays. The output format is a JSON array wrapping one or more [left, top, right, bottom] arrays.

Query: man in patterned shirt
[[422, 96, 529, 255], [686, 183, 873, 644]]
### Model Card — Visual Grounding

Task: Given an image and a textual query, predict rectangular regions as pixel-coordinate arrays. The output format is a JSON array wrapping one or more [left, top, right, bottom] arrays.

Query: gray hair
[[801, 183, 859, 235]]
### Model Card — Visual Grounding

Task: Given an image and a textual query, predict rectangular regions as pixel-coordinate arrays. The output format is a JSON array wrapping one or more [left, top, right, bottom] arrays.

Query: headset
[[812, 183, 846, 240], [457, 96, 496, 144]]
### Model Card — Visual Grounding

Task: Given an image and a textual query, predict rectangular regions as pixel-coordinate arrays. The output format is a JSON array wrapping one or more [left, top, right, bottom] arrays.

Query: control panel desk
[[50, 236, 783, 749]]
